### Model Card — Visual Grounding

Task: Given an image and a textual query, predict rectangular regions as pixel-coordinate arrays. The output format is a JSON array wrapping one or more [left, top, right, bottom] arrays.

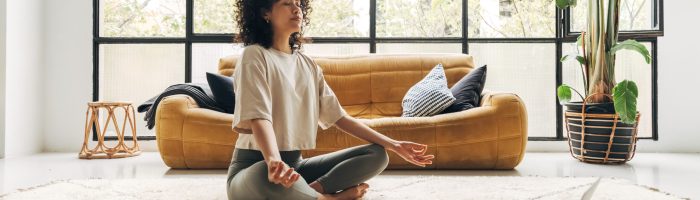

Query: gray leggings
[[226, 143, 390, 200]]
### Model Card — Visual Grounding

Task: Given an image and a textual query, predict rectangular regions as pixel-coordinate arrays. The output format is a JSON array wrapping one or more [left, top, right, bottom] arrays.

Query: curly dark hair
[[234, 0, 312, 51]]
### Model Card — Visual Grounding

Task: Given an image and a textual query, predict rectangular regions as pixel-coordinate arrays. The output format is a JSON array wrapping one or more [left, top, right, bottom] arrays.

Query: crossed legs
[[227, 143, 389, 199]]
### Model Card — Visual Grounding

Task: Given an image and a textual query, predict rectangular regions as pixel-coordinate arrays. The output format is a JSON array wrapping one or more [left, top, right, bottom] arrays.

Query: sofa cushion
[[401, 64, 456, 117], [441, 65, 488, 114], [206, 72, 236, 114]]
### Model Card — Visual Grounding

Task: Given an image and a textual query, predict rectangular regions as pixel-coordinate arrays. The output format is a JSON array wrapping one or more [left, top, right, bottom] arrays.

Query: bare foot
[[336, 183, 370, 200], [317, 183, 369, 200]]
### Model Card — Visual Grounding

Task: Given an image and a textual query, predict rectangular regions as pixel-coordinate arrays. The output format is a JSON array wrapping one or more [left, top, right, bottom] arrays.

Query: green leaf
[[611, 40, 652, 64], [576, 34, 583, 46], [560, 54, 572, 62], [556, 0, 578, 9], [575, 56, 585, 65], [560, 54, 586, 66], [557, 84, 573, 104], [613, 80, 639, 124]]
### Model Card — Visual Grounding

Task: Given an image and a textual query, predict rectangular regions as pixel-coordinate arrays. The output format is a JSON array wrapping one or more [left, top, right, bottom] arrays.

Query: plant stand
[[564, 94, 641, 164], [80, 101, 141, 159]]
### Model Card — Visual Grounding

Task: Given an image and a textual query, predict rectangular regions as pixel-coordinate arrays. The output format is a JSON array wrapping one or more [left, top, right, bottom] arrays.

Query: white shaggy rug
[[0, 176, 682, 200]]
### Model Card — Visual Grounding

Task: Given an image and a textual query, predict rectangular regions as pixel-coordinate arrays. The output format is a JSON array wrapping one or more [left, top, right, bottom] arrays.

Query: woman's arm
[[333, 116, 434, 167], [250, 119, 300, 188], [250, 119, 282, 163]]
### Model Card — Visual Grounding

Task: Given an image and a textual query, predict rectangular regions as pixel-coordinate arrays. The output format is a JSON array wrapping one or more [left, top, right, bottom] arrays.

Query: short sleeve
[[316, 65, 348, 130], [231, 46, 273, 133]]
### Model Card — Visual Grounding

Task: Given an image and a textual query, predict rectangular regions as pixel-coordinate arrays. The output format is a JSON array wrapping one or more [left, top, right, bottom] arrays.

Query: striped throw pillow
[[401, 64, 456, 117]]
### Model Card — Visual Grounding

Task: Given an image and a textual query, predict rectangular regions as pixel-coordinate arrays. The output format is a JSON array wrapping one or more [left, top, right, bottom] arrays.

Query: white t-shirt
[[231, 44, 348, 151]]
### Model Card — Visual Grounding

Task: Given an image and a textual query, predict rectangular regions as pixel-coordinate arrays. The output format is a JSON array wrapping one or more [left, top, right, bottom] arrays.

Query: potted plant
[[555, 0, 651, 164]]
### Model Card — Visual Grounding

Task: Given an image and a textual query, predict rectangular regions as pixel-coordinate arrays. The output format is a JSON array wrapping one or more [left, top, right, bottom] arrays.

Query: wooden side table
[[80, 101, 141, 159]]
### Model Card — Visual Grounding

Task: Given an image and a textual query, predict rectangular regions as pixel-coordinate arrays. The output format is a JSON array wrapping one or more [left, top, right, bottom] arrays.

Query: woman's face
[[265, 0, 303, 36]]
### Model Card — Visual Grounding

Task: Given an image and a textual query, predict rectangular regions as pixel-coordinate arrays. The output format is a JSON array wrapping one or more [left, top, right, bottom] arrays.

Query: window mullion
[[462, 0, 468, 54], [185, 0, 193, 83], [370, 0, 377, 53], [556, 5, 564, 140]]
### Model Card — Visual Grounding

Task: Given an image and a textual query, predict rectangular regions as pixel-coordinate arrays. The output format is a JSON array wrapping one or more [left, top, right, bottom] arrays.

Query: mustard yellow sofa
[[155, 53, 528, 170]]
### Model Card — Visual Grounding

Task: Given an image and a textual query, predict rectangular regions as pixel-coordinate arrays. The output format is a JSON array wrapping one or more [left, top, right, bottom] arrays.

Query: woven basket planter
[[563, 94, 641, 164]]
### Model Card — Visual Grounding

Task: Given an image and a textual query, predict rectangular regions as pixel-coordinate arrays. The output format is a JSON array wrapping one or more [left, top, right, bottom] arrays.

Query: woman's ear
[[261, 8, 271, 23]]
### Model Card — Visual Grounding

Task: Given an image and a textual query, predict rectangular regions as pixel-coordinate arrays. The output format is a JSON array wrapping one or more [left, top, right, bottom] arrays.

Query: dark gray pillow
[[206, 72, 235, 114], [440, 65, 487, 114]]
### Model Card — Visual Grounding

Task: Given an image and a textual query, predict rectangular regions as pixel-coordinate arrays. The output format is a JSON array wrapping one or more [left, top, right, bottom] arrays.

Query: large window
[[94, 0, 663, 141]]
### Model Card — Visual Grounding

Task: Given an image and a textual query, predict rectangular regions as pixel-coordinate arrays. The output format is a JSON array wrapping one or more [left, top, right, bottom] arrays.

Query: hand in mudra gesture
[[388, 141, 435, 167], [267, 160, 301, 188]]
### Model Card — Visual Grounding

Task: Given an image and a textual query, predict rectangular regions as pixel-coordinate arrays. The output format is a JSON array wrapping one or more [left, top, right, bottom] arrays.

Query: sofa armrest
[[154, 94, 236, 169], [155, 94, 200, 140], [430, 91, 528, 169], [155, 94, 235, 139]]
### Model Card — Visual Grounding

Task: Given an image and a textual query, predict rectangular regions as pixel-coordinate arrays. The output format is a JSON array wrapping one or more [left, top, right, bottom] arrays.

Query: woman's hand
[[267, 160, 301, 188], [387, 141, 435, 167], [331, 116, 435, 167]]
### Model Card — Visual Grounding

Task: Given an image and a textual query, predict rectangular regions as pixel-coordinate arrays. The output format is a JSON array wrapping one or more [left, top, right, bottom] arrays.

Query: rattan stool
[[80, 101, 141, 159]]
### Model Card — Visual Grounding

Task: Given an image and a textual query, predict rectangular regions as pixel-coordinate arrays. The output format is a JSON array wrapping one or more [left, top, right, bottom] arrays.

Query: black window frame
[[562, 0, 664, 39], [93, 0, 662, 141]]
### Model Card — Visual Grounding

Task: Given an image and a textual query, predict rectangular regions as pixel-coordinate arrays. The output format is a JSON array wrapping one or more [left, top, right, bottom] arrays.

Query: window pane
[[194, 0, 236, 34], [571, 0, 656, 32], [99, 44, 185, 137], [376, 43, 462, 54], [302, 43, 370, 56], [377, 0, 462, 37], [561, 42, 653, 138], [192, 43, 245, 83], [468, 0, 556, 38], [100, 0, 186, 37], [469, 43, 556, 137], [305, 0, 369, 37]]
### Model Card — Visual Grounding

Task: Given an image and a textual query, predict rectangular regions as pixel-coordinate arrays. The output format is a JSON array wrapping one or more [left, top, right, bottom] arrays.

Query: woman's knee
[[366, 143, 390, 169], [227, 162, 268, 199], [228, 161, 318, 200]]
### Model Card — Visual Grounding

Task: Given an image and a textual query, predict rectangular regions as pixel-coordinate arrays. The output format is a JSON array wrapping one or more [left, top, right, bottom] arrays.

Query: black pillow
[[440, 65, 487, 114], [206, 72, 236, 114]]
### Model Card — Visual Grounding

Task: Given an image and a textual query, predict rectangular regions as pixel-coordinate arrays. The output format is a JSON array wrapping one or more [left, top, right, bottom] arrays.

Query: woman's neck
[[271, 32, 293, 54]]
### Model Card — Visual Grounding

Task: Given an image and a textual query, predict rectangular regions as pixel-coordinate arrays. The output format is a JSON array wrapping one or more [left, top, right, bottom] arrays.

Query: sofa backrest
[[218, 53, 475, 118]]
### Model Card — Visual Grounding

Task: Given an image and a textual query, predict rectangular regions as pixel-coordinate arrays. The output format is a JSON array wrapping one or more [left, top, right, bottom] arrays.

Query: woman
[[227, 0, 435, 199]]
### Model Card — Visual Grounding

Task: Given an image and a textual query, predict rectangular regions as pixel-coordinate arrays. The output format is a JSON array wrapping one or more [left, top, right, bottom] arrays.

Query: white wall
[[0, 0, 7, 158], [643, 0, 700, 153], [41, 1, 700, 153], [4, 0, 44, 158], [42, 0, 151, 152], [43, 0, 104, 153]]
